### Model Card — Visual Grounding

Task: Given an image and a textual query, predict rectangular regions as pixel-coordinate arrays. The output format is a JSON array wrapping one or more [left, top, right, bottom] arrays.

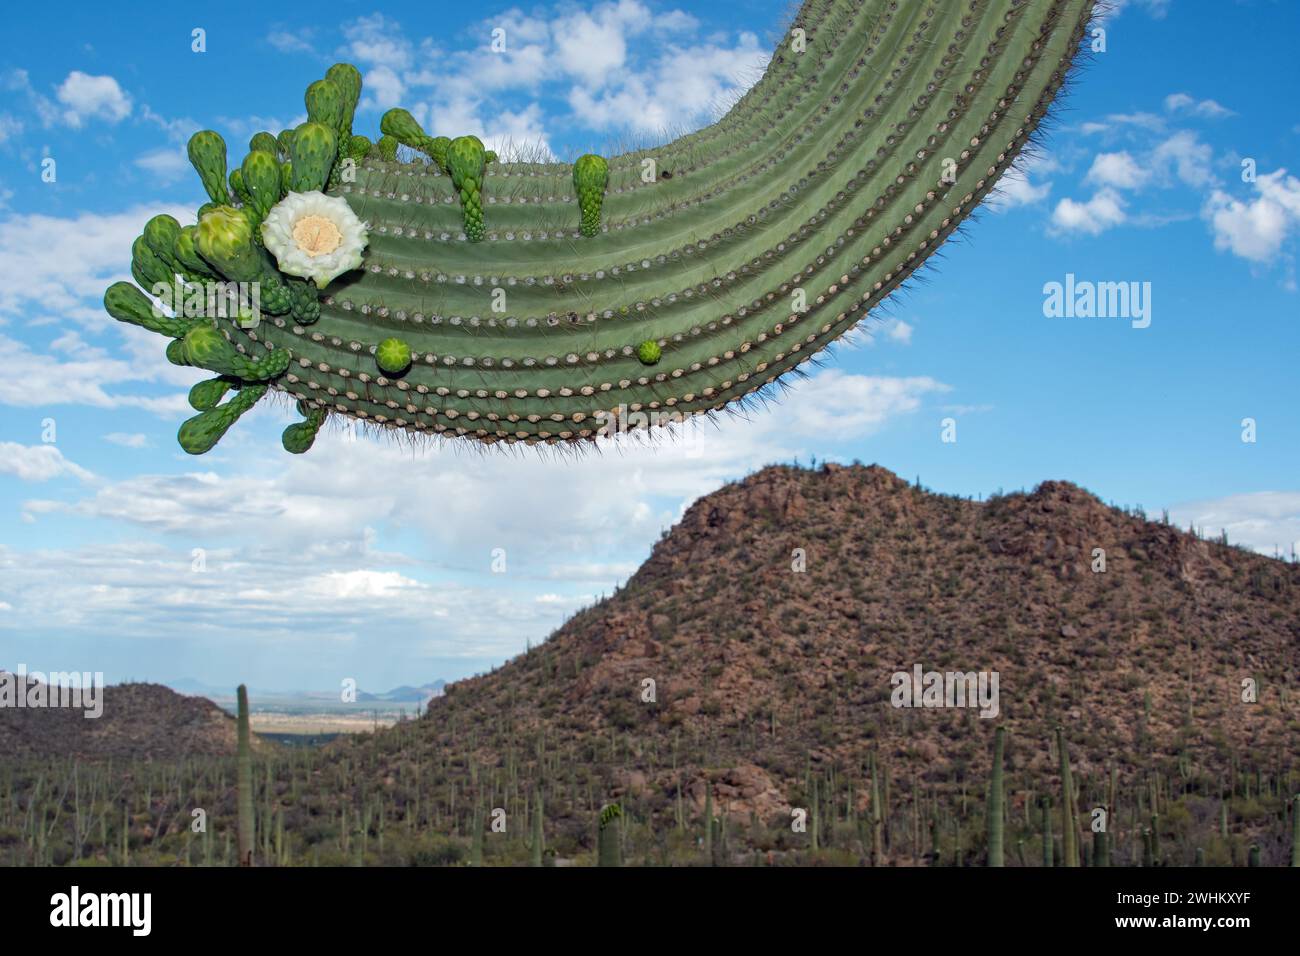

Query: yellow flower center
[[292, 214, 343, 257]]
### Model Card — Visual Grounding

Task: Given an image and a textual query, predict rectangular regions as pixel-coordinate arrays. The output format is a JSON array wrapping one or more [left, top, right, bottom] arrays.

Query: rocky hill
[[6, 463, 1297, 866], [0, 680, 259, 760], [386, 462, 1299, 862]]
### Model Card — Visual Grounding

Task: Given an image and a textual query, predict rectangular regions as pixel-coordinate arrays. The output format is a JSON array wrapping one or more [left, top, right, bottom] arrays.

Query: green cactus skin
[[1057, 725, 1079, 867], [347, 135, 372, 164], [289, 279, 321, 324], [375, 337, 412, 376], [104, 281, 196, 338], [288, 121, 337, 192], [426, 136, 449, 170], [110, 0, 1099, 453], [142, 214, 187, 277], [179, 384, 269, 455], [241, 150, 283, 222], [305, 79, 345, 132], [1097, 829, 1110, 867], [188, 377, 236, 410], [573, 154, 609, 237], [445, 135, 487, 241], [175, 225, 217, 279], [236, 685, 255, 866], [379, 108, 428, 151], [249, 131, 280, 155], [1292, 794, 1300, 867], [166, 338, 190, 367], [988, 726, 1005, 867], [182, 324, 291, 381], [1248, 843, 1261, 867], [325, 63, 362, 134], [597, 803, 622, 867], [529, 786, 544, 868], [276, 128, 295, 161], [187, 130, 231, 204], [374, 135, 399, 163], [195, 207, 263, 282], [282, 401, 327, 454], [229, 167, 252, 207], [1041, 796, 1053, 867]]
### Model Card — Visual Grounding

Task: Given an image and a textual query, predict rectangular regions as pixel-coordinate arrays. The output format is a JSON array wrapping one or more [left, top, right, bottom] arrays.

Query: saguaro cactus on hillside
[[105, 0, 1100, 453], [236, 684, 254, 866]]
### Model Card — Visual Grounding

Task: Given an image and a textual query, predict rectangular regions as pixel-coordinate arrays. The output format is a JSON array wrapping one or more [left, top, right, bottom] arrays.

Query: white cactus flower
[[262, 191, 368, 289]]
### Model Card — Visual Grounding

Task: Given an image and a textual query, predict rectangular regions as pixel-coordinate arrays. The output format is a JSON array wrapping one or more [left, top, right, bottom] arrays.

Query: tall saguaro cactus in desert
[[236, 684, 254, 867], [988, 726, 1006, 867], [106, 0, 1100, 453]]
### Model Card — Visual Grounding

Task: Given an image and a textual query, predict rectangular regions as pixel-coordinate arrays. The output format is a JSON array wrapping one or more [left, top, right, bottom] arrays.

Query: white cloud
[[0, 442, 94, 482], [1169, 491, 1300, 557], [267, 30, 316, 54], [55, 71, 132, 127], [1151, 130, 1214, 188], [1204, 169, 1300, 265], [0, 203, 193, 320], [1163, 93, 1233, 119], [882, 318, 913, 345], [134, 147, 190, 181], [1050, 188, 1127, 236], [1086, 151, 1149, 190], [104, 433, 149, 449], [0, 113, 22, 144]]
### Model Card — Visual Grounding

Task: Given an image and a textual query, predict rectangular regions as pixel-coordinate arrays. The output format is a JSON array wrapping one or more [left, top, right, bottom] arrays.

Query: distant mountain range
[[164, 678, 446, 709]]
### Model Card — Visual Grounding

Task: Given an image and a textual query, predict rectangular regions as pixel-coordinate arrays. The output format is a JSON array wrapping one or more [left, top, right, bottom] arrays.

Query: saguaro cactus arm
[[106, 0, 1099, 453]]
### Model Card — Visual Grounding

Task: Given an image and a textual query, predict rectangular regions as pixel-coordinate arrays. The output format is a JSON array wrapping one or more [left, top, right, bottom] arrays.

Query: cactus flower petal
[[262, 191, 368, 289]]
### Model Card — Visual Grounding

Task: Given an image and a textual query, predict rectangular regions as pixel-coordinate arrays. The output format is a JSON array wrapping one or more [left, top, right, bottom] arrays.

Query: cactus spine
[[104, 0, 1100, 454], [236, 684, 254, 866], [988, 727, 1005, 867]]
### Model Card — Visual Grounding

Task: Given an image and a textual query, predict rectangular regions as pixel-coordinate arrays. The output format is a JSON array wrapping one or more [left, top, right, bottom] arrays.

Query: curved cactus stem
[[108, 0, 1101, 454]]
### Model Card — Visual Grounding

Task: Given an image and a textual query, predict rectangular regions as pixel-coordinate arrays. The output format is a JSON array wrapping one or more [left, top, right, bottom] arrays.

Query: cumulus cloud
[[1169, 490, 1300, 557], [1050, 188, 1127, 236], [1086, 151, 1149, 190], [54, 71, 132, 127], [1163, 93, 1233, 119], [1204, 169, 1300, 265], [0, 442, 94, 482]]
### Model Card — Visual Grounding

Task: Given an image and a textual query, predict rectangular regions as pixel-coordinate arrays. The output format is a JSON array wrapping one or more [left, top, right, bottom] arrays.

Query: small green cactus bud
[[636, 340, 662, 365], [375, 337, 412, 375], [288, 121, 337, 192], [187, 130, 231, 204], [305, 79, 345, 132], [249, 131, 280, 155], [573, 154, 609, 237]]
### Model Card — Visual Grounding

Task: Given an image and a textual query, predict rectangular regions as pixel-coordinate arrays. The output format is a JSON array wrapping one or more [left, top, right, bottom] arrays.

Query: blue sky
[[1, 0, 1298, 692]]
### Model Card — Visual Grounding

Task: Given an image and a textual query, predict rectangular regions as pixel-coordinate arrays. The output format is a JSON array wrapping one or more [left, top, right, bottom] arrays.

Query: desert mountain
[[0, 679, 261, 760]]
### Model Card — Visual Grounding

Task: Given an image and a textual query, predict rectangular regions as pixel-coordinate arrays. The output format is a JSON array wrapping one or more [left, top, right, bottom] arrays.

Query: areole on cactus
[[104, 0, 1100, 455]]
